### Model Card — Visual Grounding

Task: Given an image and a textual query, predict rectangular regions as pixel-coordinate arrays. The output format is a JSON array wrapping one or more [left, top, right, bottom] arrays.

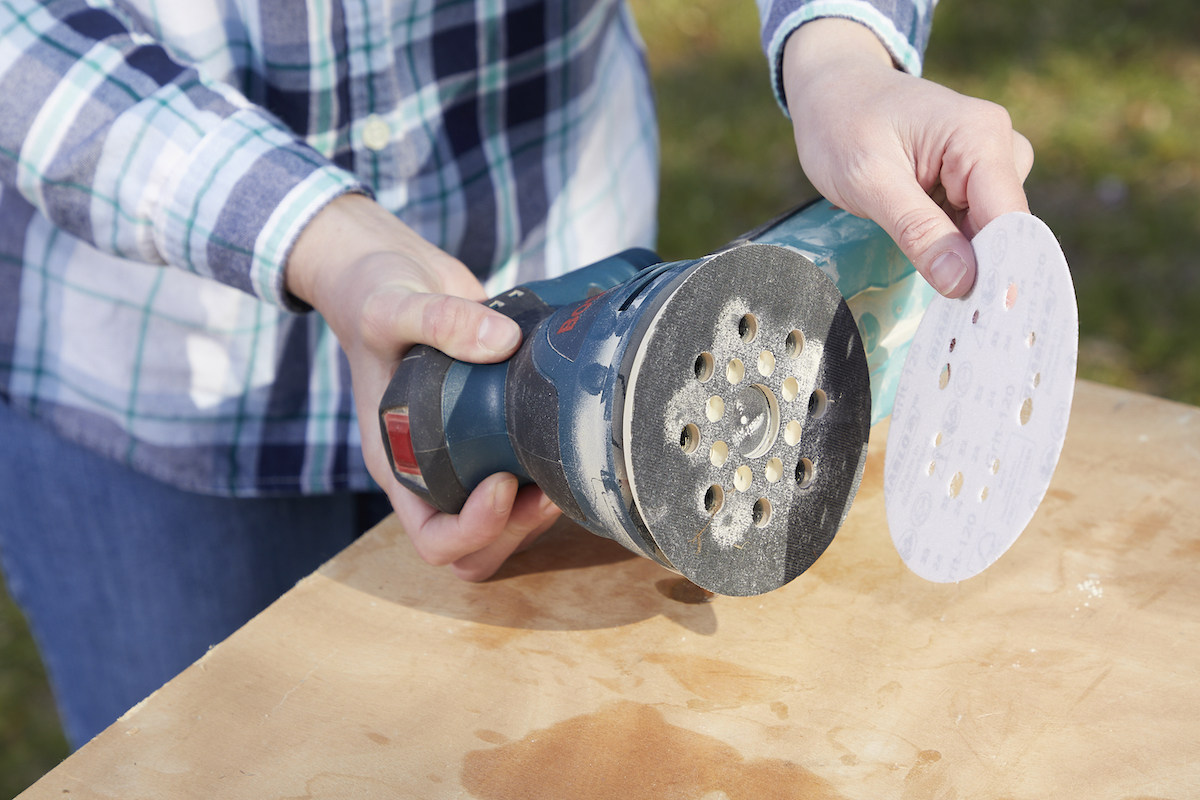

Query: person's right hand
[[286, 193, 561, 581], [782, 18, 1035, 298]]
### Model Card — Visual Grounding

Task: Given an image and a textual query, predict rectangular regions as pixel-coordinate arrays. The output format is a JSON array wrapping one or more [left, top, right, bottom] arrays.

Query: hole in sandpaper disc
[[704, 484, 724, 513], [808, 389, 828, 419], [796, 457, 814, 489], [739, 313, 758, 343], [680, 424, 700, 454], [785, 329, 805, 358], [752, 497, 772, 527]]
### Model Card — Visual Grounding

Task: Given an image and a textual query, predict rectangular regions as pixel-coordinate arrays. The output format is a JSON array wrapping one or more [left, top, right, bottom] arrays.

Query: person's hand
[[783, 18, 1035, 297], [286, 193, 561, 580]]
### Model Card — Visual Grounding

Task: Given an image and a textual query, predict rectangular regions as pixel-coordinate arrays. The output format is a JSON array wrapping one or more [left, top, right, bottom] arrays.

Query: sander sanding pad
[[884, 213, 1078, 582], [622, 244, 871, 596]]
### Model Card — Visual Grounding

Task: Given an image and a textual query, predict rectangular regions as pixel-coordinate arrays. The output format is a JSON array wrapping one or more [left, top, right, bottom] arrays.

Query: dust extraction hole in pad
[[620, 244, 871, 596]]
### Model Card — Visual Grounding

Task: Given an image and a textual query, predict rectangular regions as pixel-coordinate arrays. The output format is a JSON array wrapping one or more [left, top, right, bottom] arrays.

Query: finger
[[937, 121, 1033, 240], [450, 486, 561, 582], [402, 472, 517, 566], [1013, 130, 1034, 183], [860, 169, 977, 298], [512, 521, 548, 555], [958, 148, 1032, 241], [402, 474, 558, 571], [365, 290, 522, 364], [385, 480, 442, 541]]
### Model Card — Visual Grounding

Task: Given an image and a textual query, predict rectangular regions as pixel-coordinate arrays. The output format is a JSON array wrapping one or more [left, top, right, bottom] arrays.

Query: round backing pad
[[885, 213, 1078, 582], [622, 245, 871, 596]]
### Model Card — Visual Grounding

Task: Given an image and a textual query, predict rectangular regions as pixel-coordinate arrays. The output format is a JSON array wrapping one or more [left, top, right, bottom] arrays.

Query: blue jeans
[[0, 403, 390, 748]]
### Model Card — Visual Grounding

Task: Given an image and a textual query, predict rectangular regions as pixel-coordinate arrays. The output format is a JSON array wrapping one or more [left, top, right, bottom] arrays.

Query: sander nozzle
[[380, 199, 881, 595]]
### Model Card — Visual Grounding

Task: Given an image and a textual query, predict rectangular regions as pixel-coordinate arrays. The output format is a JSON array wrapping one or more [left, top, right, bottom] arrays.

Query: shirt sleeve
[[0, 0, 369, 309], [756, 0, 938, 113]]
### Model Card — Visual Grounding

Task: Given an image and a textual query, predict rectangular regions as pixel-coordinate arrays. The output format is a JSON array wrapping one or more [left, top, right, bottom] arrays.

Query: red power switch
[[383, 409, 421, 475]]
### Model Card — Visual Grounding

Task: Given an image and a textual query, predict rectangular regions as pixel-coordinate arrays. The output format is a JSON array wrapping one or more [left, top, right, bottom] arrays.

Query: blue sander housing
[[380, 199, 924, 595]]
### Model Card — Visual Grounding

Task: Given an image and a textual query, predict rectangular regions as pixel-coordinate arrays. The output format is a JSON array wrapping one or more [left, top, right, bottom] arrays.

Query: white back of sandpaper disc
[[884, 213, 1078, 582]]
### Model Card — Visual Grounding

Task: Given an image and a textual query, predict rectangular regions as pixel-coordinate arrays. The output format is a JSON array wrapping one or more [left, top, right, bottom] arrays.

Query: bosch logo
[[556, 296, 598, 335]]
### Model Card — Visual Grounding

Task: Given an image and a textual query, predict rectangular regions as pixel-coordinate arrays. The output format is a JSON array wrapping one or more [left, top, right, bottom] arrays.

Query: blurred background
[[3, 0, 1198, 793]]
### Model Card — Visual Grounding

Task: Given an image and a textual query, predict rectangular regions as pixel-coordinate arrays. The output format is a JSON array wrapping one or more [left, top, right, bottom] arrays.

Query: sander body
[[380, 200, 902, 595]]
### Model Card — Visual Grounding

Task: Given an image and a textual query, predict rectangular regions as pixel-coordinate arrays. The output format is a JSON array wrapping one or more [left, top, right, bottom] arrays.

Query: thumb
[[368, 289, 522, 364], [862, 176, 977, 298]]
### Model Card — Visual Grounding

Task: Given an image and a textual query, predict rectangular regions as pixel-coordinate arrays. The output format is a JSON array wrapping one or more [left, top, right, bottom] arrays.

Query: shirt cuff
[[154, 107, 371, 311], [761, 0, 932, 115]]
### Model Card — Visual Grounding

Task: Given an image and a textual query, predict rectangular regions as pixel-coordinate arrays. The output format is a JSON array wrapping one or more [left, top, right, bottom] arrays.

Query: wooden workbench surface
[[23, 380, 1200, 798]]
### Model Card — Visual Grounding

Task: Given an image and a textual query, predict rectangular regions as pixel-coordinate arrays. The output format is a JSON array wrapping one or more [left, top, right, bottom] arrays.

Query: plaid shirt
[[0, 0, 930, 497]]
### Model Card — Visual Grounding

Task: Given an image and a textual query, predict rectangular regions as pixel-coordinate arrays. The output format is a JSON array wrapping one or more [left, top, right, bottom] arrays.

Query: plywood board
[[23, 380, 1200, 798]]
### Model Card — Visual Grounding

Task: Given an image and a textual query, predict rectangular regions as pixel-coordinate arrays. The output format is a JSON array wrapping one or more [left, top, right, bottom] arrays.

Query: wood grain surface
[[23, 380, 1200, 799]]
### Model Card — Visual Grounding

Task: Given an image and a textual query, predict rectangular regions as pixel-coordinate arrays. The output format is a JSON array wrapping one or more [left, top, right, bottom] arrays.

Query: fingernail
[[930, 251, 967, 295], [478, 315, 521, 355], [539, 493, 558, 516], [492, 476, 518, 514]]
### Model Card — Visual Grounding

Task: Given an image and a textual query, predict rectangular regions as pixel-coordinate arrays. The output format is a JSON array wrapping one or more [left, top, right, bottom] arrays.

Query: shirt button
[[362, 114, 391, 151]]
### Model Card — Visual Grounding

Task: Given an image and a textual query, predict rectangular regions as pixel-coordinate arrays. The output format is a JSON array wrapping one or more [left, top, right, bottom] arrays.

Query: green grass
[[4, 0, 1198, 790], [0, 570, 68, 798]]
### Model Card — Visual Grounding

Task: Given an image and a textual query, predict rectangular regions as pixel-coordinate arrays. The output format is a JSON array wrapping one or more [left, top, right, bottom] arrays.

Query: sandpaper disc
[[885, 213, 1078, 582], [621, 244, 871, 596]]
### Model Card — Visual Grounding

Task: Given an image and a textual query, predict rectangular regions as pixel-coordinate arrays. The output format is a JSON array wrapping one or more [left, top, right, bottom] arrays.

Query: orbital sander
[[380, 199, 904, 596]]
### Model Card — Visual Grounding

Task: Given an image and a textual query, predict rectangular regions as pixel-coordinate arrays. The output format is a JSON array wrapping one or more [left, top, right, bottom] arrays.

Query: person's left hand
[[286, 193, 561, 581], [782, 18, 1035, 298]]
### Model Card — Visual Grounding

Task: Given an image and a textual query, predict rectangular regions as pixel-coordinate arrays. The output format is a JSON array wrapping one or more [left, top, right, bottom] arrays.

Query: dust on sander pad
[[621, 245, 872, 596]]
